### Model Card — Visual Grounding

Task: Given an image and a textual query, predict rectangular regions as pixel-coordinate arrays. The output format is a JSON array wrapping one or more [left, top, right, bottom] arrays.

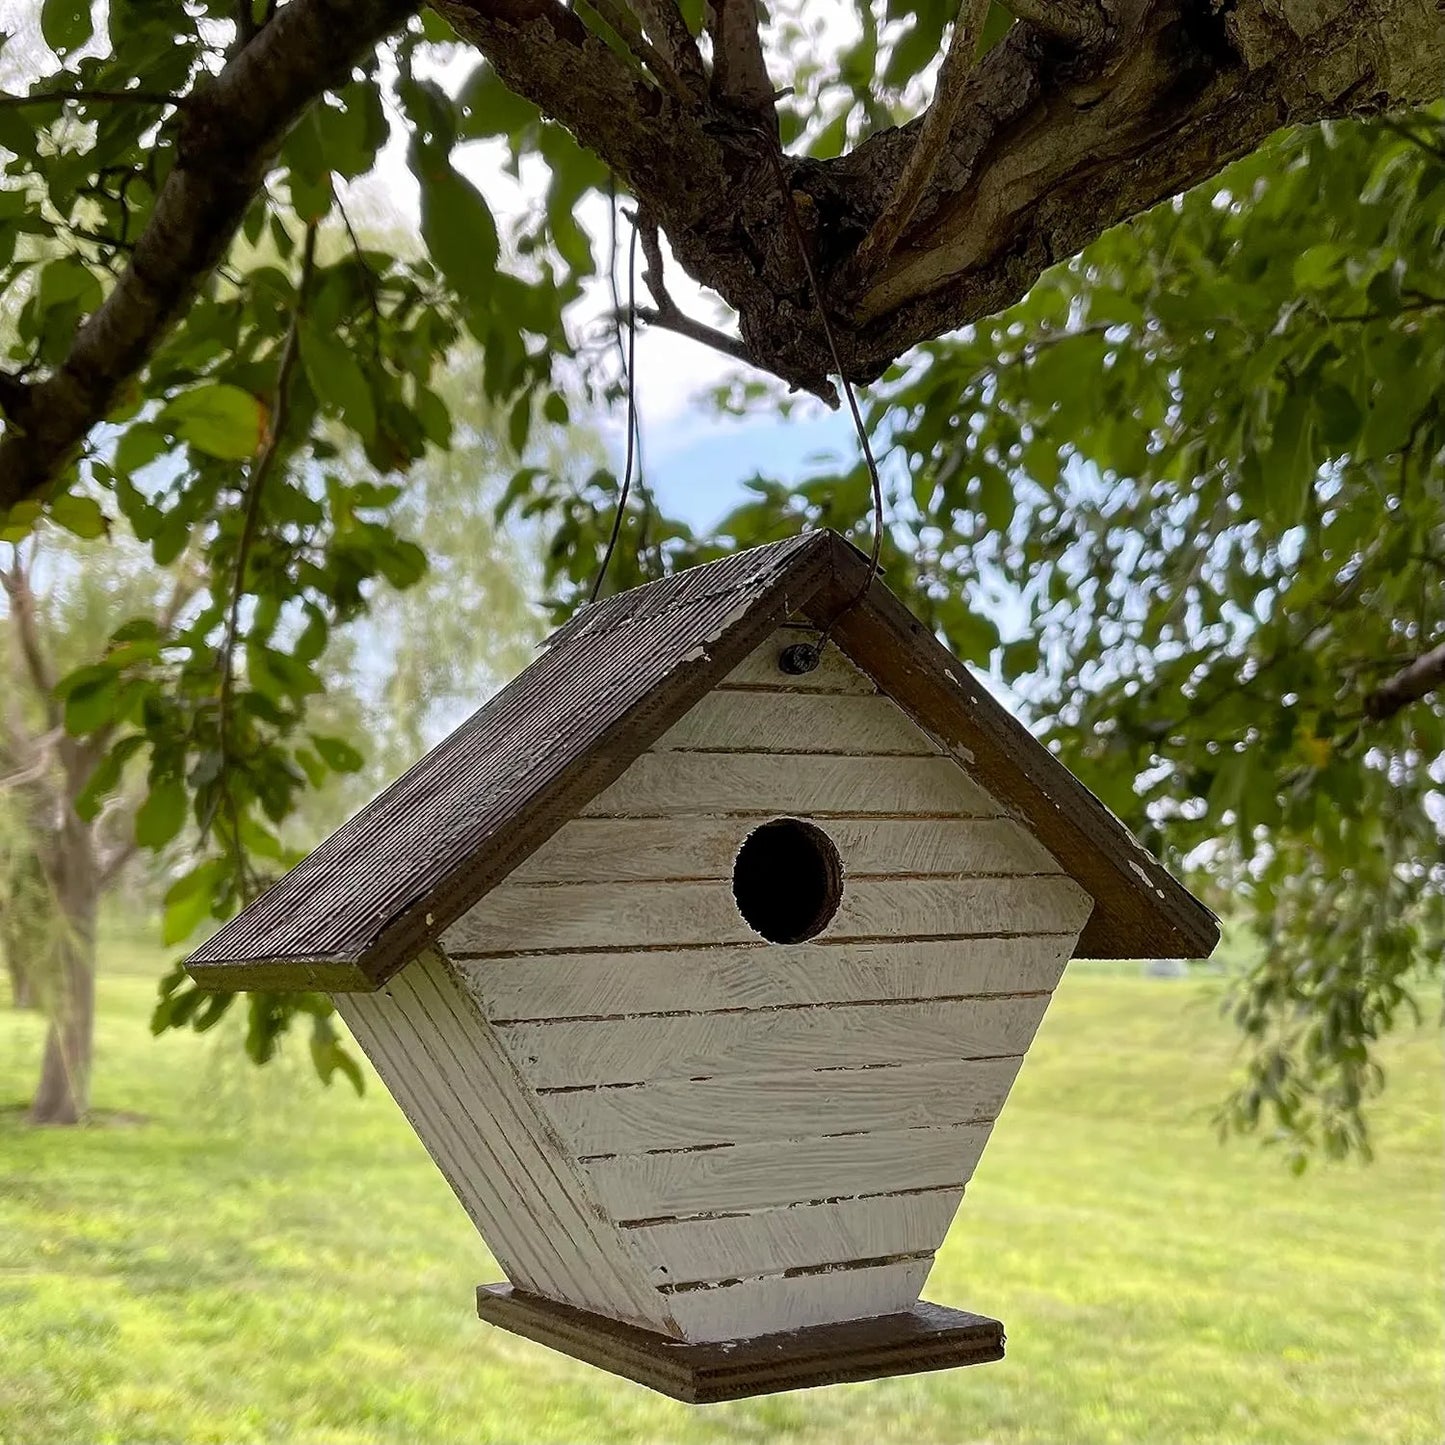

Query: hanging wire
[[590, 187, 642, 604], [754, 128, 886, 671], [589, 138, 886, 638]]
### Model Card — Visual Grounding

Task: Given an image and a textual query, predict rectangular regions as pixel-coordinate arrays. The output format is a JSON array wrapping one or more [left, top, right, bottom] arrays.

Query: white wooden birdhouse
[[187, 530, 1217, 1402]]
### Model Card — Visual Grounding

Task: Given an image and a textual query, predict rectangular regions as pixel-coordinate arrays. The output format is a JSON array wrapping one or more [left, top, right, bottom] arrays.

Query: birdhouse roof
[[186, 530, 1217, 992]]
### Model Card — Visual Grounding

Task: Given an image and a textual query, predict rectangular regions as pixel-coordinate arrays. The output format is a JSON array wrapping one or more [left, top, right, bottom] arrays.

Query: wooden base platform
[[476, 1283, 1005, 1404]]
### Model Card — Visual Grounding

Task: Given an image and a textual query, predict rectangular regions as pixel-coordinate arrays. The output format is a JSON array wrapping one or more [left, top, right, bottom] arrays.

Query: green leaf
[[41, 0, 93, 55], [135, 779, 188, 850], [60, 666, 122, 735], [310, 733, 365, 773], [162, 860, 227, 946], [299, 322, 376, 443], [47, 493, 109, 539], [418, 159, 498, 313], [158, 384, 266, 460]]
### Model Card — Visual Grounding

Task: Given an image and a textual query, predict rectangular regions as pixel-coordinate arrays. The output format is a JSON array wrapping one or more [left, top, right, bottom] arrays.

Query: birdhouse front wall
[[336, 626, 1094, 1344]]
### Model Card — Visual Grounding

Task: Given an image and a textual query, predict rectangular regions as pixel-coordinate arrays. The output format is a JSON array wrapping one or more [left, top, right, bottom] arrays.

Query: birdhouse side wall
[[435, 626, 1094, 1343]]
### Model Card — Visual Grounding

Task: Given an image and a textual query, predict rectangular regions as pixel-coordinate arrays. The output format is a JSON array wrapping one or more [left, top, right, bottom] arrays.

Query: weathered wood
[[583, 1122, 993, 1219], [505, 814, 1061, 886], [463, 935, 1072, 1019], [445, 875, 1090, 956], [663, 1258, 934, 1343], [580, 752, 1001, 818], [540, 1055, 1024, 1154], [474, 1286, 1006, 1403], [722, 628, 877, 694], [499, 994, 1048, 1088], [659, 690, 933, 755], [623, 1189, 965, 1284], [335, 950, 674, 1333]]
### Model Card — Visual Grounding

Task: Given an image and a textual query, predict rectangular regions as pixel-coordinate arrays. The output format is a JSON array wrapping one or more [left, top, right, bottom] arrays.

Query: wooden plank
[[475, 1286, 1005, 1402], [658, 691, 933, 755], [505, 815, 1061, 886], [464, 936, 1073, 1019], [336, 950, 674, 1333], [580, 753, 1001, 818], [721, 628, 878, 694], [662, 1258, 933, 1343], [542, 1056, 1024, 1155], [444, 875, 1091, 956], [498, 994, 1051, 1087], [624, 1190, 965, 1285], [584, 1122, 993, 1219]]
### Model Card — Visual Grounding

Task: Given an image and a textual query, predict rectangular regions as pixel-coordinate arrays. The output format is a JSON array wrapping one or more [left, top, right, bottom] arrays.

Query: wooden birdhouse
[[186, 531, 1217, 1402]]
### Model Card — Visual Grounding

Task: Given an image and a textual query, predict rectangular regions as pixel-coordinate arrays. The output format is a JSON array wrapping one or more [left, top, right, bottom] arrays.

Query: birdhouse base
[[476, 1283, 1005, 1404]]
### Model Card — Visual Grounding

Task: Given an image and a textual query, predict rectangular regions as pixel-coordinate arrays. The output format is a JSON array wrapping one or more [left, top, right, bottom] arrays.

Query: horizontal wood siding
[[662, 1258, 934, 1344], [443, 875, 1090, 955], [462, 936, 1072, 1020], [623, 1190, 965, 1284], [504, 815, 1060, 886], [543, 1056, 1025, 1155], [498, 995, 1051, 1088], [579, 752, 1001, 818], [585, 1123, 993, 1219], [658, 690, 933, 755]]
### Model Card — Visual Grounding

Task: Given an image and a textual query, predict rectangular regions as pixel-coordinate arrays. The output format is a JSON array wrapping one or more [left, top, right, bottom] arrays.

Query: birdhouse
[[186, 530, 1217, 1402]]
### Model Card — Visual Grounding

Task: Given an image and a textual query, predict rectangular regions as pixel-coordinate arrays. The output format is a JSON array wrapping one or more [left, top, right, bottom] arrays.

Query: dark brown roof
[[186, 530, 1217, 992]]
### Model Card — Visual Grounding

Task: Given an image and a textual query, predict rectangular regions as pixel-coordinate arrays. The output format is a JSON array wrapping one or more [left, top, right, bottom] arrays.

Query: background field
[[1, 932, 1440, 1445]]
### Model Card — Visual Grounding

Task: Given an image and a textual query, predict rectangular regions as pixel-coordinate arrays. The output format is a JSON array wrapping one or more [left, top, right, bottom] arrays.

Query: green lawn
[[1, 936, 1440, 1445]]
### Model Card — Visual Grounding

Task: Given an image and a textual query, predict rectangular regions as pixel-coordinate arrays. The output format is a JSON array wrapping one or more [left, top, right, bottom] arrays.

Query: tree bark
[[27, 817, 100, 1127], [1, 0, 1443, 508]]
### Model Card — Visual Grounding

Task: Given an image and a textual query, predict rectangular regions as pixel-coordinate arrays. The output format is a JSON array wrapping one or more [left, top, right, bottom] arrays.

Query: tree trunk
[[27, 819, 99, 1127], [5, 953, 36, 1010]]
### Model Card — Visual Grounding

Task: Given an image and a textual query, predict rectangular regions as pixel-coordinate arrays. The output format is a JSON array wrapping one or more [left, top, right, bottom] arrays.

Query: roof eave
[[185, 531, 839, 992], [808, 533, 1219, 962]]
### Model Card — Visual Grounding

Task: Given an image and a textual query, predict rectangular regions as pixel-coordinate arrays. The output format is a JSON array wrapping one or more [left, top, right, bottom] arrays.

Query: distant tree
[[0, 528, 190, 1122]]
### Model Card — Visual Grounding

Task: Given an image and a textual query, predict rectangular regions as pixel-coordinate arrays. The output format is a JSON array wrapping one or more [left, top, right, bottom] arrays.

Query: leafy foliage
[[518, 114, 1445, 1163]]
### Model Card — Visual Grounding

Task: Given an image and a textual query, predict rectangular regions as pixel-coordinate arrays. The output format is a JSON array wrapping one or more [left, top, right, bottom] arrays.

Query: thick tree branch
[[847, 0, 992, 289], [1363, 640, 1445, 721], [441, 0, 1444, 396], [0, 0, 421, 515]]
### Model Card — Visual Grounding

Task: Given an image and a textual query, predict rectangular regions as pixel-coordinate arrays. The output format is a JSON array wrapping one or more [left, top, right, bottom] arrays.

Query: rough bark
[[438, 0, 1445, 393], [0, 0, 422, 513], [2, 0, 1443, 508]]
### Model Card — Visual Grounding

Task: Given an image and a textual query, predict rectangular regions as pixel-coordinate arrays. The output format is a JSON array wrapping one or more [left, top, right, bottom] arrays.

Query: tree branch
[[630, 0, 707, 100], [847, 0, 992, 290], [582, 0, 689, 99], [0, 554, 60, 729], [0, 88, 188, 110], [706, 0, 778, 127], [0, 0, 421, 515], [1001, 0, 1108, 48], [1363, 640, 1445, 722]]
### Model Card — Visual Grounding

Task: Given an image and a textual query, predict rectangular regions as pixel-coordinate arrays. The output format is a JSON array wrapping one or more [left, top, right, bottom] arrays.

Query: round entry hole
[[731, 818, 843, 944]]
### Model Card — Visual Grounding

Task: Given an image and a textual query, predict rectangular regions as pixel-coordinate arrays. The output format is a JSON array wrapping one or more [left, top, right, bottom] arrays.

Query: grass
[[0, 933, 1440, 1445]]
